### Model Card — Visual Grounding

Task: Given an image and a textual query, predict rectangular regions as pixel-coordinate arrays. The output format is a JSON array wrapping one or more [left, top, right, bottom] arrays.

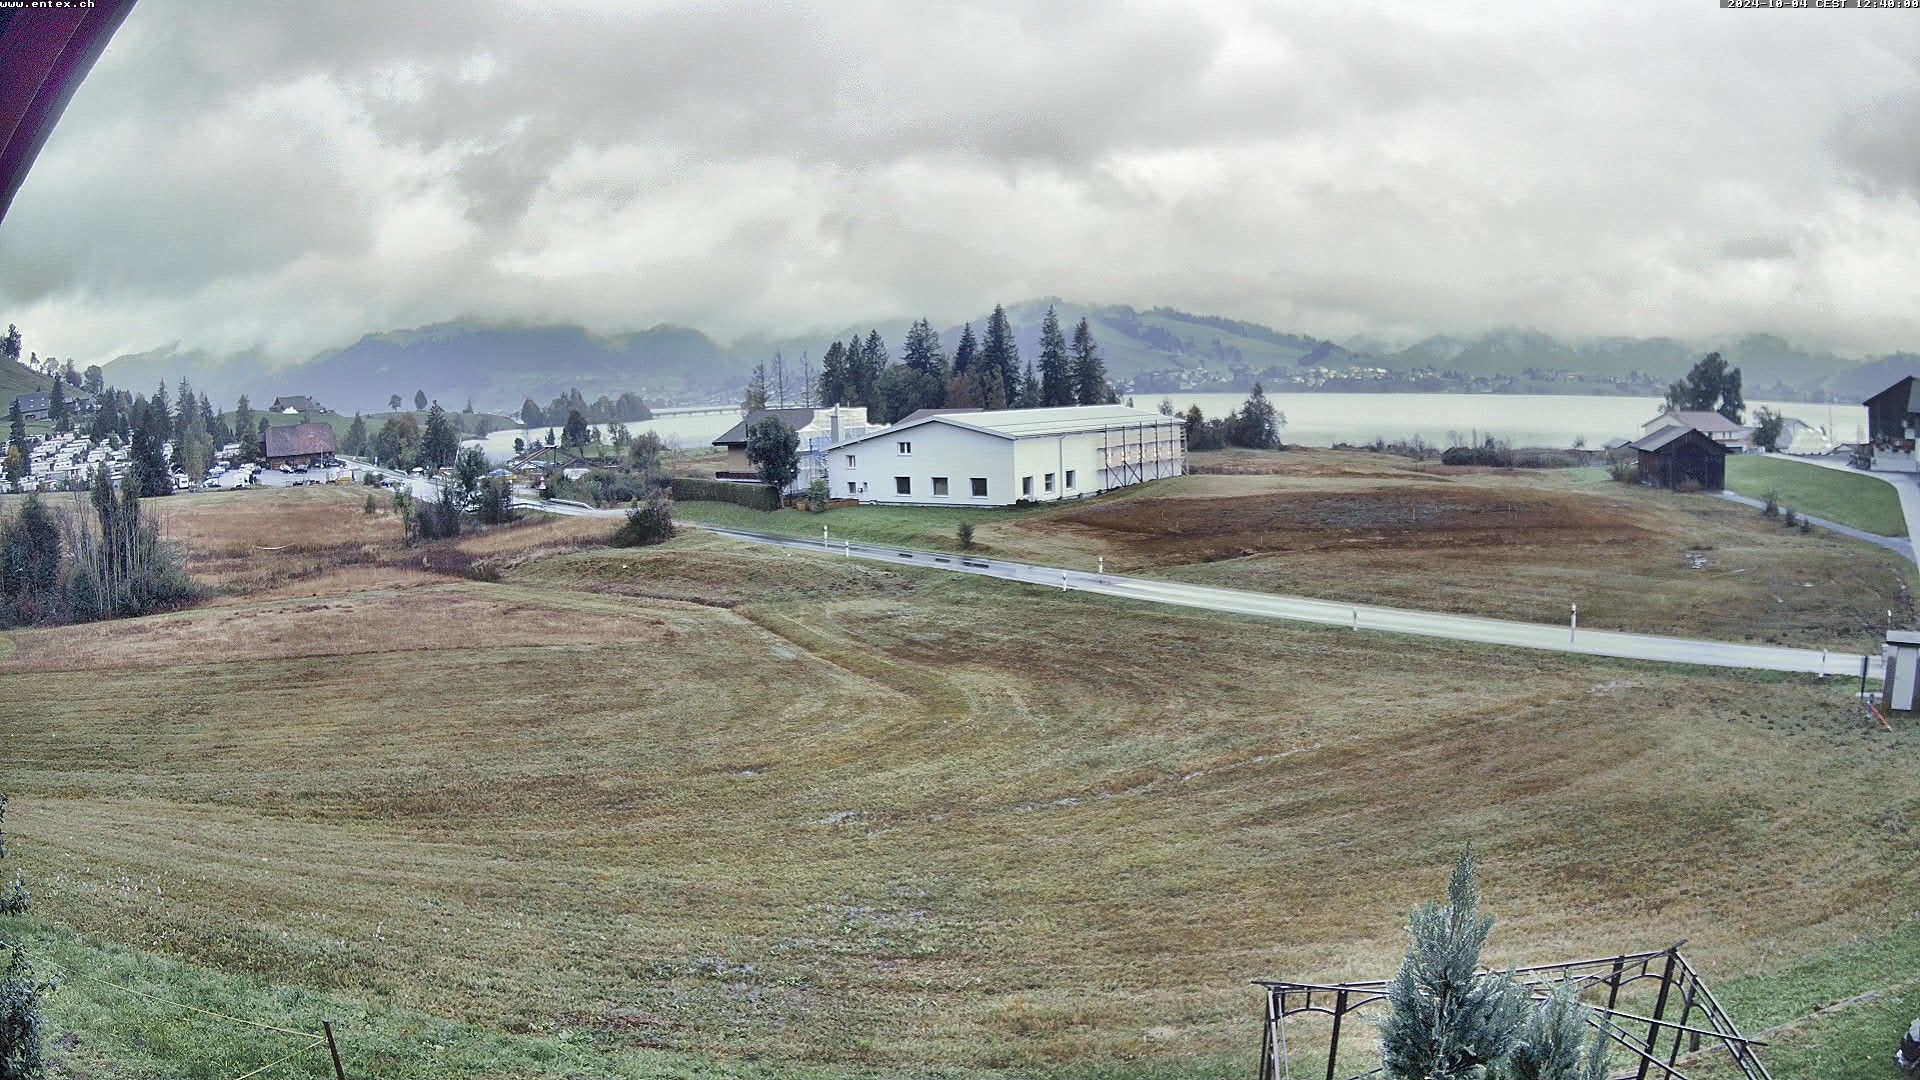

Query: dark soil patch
[[1042, 487, 1646, 560]]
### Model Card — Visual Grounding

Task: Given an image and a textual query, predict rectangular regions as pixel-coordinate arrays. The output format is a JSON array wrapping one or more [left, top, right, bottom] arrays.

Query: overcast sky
[[2, 0, 1919, 367]]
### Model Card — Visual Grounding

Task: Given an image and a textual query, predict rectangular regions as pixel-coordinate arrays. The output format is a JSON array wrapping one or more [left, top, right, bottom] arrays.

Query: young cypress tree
[[1037, 305, 1071, 407], [1379, 851, 1528, 1080], [1507, 982, 1609, 1080]]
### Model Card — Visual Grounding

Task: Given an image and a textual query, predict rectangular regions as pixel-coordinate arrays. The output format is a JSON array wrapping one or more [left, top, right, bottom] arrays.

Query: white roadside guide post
[[1569, 602, 1578, 645], [822, 526, 829, 550], [1098, 555, 1104, 577]]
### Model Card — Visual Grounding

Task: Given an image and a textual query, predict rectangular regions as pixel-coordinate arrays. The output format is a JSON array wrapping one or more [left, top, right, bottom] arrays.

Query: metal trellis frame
[[1254, 945, 1769, 1080]]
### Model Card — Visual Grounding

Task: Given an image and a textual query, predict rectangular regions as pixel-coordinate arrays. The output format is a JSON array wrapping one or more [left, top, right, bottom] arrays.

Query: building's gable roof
[[1629, 424, 1727, 454], [11, 391, 49, 411], [262, 422, 338, 459], [271, 395, 322, 412], [1865, 375, 1920, 413], [712, 408, 819, 446], [1643, 408, 1746, 434], [831, 405, 1179, 449]]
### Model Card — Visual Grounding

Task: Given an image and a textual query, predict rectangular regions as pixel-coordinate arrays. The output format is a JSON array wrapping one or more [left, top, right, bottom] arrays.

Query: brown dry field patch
[[0, 581, 678, 672], [1049, 485, 1642, 560]]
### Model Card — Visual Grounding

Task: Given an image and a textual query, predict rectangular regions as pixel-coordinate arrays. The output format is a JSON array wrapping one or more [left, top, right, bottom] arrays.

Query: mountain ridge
[[93, 303, 1917, 413]]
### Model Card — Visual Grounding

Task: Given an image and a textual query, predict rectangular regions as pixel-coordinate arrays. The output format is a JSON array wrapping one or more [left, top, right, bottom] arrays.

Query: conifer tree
[[422, 403, 459, 467], [901, 318, 947, 380], [343, 413, 369, 456], [1018, 362, 1042, 409], [45, 381, 64, 433], [818, 341, 850, 406], [743, 363, 770, 411], [1507, 982, 1609, 1080], [981, 305, 1019, 408], [414, 389, 428, 411], [951, 322, 978, 376], [1037, 305, 1071, 407], [0, 325, 18, 366], [1379, 852, 1528, 1080], [1069, 317, 1110, 405]]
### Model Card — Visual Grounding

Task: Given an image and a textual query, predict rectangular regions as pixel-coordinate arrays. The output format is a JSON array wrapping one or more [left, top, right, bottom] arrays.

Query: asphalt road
[[514, 499, 1876, 679]]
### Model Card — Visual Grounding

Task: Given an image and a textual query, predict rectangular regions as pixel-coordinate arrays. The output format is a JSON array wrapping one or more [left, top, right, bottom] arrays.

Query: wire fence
[[0, 931, 342, 1080]]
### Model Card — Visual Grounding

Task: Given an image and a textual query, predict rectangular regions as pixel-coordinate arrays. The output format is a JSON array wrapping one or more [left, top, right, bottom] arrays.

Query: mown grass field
[[1725, 455, 1908, 537], [1, 481, 1916, 1079], [677, 449, 1916, 651]]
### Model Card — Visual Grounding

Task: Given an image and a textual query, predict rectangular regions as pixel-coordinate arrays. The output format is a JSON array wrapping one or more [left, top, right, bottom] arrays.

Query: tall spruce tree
[[45, 381, 64, 432], [1037, 305, 1071, 407], [1379, 852, 1529, 1080], [901, 318, 947, 380], [1069, 317, 1109, 405], [133, 392, 172, 496], [0, 325, 19, 366], [422, 403, 459, 467], [7, 399, 25, 462], [951, 322, 978, 376], [980, 305, 1019, 409], [818, 340, 850, 406]]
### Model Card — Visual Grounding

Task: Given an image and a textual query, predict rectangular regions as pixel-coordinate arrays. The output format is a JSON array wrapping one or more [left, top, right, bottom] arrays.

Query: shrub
[[613, 489, 675, 547], [1762, 488, 1779, 517], [1782, 507, 1798, 528], [957, 521, 975, 549], [363, 494, 377, 516], [0, 946, 47, 1080], [1606, 459, 1640, 484], [405, 490, 462, 544], [806, 478, 831, 513], [669, 477, 780, 511], [1799, 517, 1813, 534]]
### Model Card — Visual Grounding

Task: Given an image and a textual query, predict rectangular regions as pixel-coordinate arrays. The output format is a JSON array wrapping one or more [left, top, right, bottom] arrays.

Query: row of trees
[[519, 388, 652, 429], [744, 305, 1115, 424], [345, 402, 462, 471]]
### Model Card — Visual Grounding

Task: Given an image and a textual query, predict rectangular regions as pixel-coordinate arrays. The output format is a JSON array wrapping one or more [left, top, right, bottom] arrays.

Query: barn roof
[[1644, 408, 1746, 434], [836, 405, 1179, 448], [1629, 424, 1726, 454], [262, 422, 337, 459], [1864, 375, 1920, 413], [712, 408, 822, 446]]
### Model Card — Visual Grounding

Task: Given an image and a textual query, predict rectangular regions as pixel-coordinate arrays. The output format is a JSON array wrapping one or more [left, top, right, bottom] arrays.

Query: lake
[[464, 393, 1867, 462], [1142, 392, 1864, 451]]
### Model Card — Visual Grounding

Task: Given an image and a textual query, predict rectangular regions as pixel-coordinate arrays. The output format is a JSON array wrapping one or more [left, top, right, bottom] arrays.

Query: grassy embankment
[[0, 475, 1915, 1078], [677, 449, 1914, 651], [1724, 455, 1908, 537]]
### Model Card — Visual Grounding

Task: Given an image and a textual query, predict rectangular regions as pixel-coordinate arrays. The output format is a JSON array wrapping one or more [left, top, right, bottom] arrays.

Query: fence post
[[1325, 990, 1347, 1080], [323, 1020, 347, 1080]]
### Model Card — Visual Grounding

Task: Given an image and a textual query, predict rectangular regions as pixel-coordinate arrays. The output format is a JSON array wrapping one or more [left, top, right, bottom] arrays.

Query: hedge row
[[669, 477, 780, 511]]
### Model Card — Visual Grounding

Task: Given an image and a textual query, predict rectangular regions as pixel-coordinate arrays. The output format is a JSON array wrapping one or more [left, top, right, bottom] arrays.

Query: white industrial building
[[825, 405, 1186, 507]]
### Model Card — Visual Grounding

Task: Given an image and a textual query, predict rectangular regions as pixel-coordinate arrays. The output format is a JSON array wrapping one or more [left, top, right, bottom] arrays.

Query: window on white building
[[846, 454, 856, 467], [847, 481, 857, 494], [1065, 469, 1076, 489], [932, 477, 949, 496], [895, 476, 911, 494], [1044, 472, 1055, 493], [1022, 476, 1033, 497], [971, 477, 988, 497], [897, 441, 912, 455]]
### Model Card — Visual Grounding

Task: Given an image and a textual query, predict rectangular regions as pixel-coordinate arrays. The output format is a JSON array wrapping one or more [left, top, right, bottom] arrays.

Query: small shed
[[1630, 425, 1727, 492]]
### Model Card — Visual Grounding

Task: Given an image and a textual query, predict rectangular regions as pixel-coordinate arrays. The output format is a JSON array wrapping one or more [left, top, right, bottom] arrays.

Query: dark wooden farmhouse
[[1863, 375, 1920, 472], [1630, 425, 1726, 492], [262, 422, 338, 468]]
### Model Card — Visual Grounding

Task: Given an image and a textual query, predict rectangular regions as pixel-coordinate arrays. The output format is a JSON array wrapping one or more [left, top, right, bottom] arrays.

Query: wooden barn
[[1630, 425, 1726, 492]]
